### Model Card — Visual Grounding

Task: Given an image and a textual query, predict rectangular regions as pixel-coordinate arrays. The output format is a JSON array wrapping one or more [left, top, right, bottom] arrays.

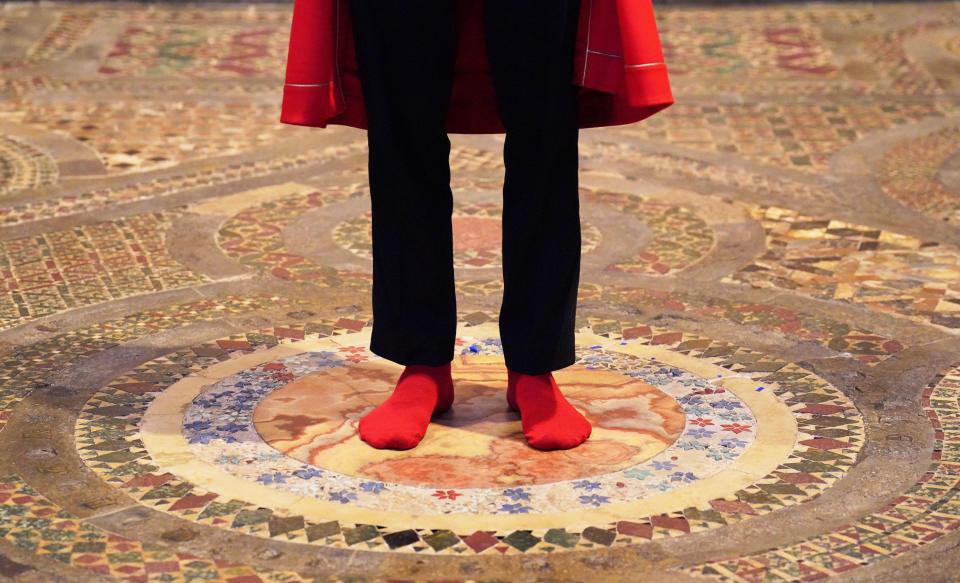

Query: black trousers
[[349, 0, 582, 375]]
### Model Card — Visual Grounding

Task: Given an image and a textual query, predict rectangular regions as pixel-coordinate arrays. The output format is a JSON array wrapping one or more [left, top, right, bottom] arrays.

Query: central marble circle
[[252, 356, 686, 488]]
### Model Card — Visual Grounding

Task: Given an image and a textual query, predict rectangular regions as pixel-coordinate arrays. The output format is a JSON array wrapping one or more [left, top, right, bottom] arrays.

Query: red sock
[[358, 362, 454, 450], [506, 368, 592, 450]]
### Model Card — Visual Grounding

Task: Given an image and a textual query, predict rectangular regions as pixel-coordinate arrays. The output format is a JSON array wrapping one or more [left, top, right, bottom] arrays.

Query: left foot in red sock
[[506, 368, 592, 450]]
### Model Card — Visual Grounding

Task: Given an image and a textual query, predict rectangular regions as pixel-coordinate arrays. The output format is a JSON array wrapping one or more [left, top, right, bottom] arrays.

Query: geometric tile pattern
[[180, 349, 746, 510], [659, 6, 957, 97], [0, 212, 208, 329], [689, 360, 960, 582], [75, 316, 864, 555], [218, 187, 715, 283], [0, 294, 299, 433], [0, 143, 365, 227], [24, 9, 98, 63], [0, 134, 59, 196], [878, 126, 960, 223], [0, 2, 957, 580], [217, 187, 372, 287], [1, 100, 297, 173], [723, 206, 960, 329], [98, 23, 288, 78], [0, 474, 319, 583], [583, 189, 715, 275], [627, 102, 948, 172], [597, 287, 908, 365]]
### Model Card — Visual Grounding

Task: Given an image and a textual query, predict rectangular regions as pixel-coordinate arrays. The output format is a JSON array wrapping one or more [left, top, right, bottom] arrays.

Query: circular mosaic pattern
[[217, 188, 715, 288], [330, 201, 603, 268], [2, 3, 959, 581], [877, 126, 960, 220], [217, 186, 373, 287], [0, 134, 59, 195], [76, 317, 863, 554], [253, 354, 683, 488], [580, 187, 715, 275]]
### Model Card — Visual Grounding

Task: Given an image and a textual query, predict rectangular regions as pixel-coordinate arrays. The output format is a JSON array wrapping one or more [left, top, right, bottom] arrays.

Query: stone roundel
[[75, 316, 863, 555], [252, 354, 684, 489]]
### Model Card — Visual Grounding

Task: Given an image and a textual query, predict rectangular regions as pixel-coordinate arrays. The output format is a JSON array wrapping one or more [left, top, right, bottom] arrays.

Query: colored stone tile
[[0, 474, 315, 582], [724, 205, 960, 329], [877, 126, 960, 224], [0, 134, 59, 195], [596, 286, 907, 365], [689, 360, 960, 582], [0, 212, 209, 329], [623, 102, 947, 173], [70, 317, 862, 554], [0, 100, 300, 174]]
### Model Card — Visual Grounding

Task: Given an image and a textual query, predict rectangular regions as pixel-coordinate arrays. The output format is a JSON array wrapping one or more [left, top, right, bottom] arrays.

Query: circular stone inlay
[[169, 326, 771, 524], [253, 357, 686, 488], [77, 317, 863, 554]]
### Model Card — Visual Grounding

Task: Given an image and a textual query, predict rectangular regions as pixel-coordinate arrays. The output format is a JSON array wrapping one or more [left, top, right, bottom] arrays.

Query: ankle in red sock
[[358, 362, 454, 450], [506, 367, 592, 450]]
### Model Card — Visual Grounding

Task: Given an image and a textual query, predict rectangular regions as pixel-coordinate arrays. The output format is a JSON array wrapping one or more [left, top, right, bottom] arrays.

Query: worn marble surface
[[0, 2, 959, 582]]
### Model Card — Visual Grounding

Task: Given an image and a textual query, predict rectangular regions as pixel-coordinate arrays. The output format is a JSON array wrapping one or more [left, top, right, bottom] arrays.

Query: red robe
[[281, 0, 673, 134]]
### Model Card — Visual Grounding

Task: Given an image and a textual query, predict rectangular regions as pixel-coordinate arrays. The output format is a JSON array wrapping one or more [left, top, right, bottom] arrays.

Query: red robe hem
[[280, 0, 674, 134]]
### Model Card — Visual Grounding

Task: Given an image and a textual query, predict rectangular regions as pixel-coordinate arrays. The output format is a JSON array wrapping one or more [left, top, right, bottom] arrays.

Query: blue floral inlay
[[500, 503, 531, 514], [579, 494, 610, 506], [181, 339, 761, 514], [502, 487, 531, 501]]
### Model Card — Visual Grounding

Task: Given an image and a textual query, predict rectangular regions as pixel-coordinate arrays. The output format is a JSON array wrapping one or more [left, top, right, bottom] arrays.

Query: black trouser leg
[[484, 0, 583, 375], [348, 0, 459, 366]]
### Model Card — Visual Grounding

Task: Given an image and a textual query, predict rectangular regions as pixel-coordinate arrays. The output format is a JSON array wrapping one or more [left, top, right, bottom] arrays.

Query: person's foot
[[358, 362, 454, 450], [506, 367, 592, 450]]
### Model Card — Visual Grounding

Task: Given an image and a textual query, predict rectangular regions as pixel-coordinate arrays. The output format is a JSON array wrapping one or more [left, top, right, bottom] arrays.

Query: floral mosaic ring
[[76, 318, 864, 555]]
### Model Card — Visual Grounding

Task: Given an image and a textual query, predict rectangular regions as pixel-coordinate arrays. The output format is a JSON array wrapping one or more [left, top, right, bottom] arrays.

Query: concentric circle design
[[3, 3, 959, 580], [216, 188, 715, 288], [176, 340, 764, 519], [253, 355, 686, 488], [877, 126, 960, 221], [581, 188, 715, 275], [76, 316, 863, 554], [0, 134, 59, 195], [330, 201, 603, 268]]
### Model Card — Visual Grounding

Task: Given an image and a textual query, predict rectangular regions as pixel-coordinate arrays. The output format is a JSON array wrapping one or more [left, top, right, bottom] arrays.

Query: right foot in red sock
[[358, 362, 454, 450], [506, 368, 592, 450]]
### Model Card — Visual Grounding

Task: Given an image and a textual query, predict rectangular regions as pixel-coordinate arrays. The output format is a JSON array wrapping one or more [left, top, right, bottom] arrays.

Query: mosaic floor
[[0, 1, 959, 582]]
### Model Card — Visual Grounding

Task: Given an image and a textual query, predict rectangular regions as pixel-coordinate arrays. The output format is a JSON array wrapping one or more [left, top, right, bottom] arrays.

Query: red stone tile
[[710, 499, 758, 515], [226, 576, 266, 583], [168, 493, 218, 511], [217, 340, 253, 351], [616, 521, 653, 538], [335, 318, 367, 331], [274, 327, 305, 340], [622, 326, 652, 339], [651, 515, 690, 533], [460, 531, 498, 553], [651, 332, 683, 345]]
